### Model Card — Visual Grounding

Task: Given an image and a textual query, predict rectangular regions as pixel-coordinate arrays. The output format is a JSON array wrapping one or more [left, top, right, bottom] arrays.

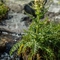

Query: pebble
[[0, 53, 20, 60]]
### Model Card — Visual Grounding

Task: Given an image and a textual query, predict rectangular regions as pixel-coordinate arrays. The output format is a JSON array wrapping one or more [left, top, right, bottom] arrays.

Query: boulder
[[45, 0, 60, 22], [0, 33, 22, 53], [0, 36, 11, 53], [0, 11, 30, 34], [3, 0, 33, 13], [5, 2, 23, 13]]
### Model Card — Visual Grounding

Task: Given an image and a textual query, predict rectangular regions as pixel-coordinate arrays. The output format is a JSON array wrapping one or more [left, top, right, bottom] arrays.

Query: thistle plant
[[10, 0, 60, 60]]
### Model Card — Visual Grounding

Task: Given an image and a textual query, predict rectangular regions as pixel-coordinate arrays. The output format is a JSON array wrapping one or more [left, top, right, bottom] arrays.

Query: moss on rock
[[0, 2, 9, 20]]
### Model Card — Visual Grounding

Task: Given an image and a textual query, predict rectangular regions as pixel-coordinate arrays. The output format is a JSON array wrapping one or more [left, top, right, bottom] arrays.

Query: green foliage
[[24, 0, 47, 19], [0, 2, 9, 19], [10, 19, 60, 60], [10, 0, 60, 60]]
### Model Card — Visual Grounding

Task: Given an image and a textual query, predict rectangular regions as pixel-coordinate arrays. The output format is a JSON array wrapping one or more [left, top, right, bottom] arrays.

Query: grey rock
[[45, 0, 60, 22], [5, 2, 23, 13], [53, 15, 60, 23], [3, 0, 33, 13], [0, 11, 29, 34], [53, 0, 60, 4], [45, 0, 60, 13], [48, 4, 60, 14]]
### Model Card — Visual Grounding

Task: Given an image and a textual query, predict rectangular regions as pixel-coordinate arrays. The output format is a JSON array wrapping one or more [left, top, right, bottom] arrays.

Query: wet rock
[[45, 0, 60, 22], [0, 33, 22, 53], [0, 11, 30, 34], [0, 52, 20, 60], [5, 2, 23, 13], [4, 0, 33, 5], [52, 15, 60, 23], [48, 4, 60, 14], [24, 1, 36, 17], [53, 0, 60, 4], [0, 46, 6, 53], [46, 0, 60, 13], [0, 35, 12, 53], [24, 0, 47, 19], [3, 0, 33, 13], [21, 17, 32, 26]]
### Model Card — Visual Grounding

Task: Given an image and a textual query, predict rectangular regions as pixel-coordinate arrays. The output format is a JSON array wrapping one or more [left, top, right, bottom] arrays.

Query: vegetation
[[0, 2, 9, 20], [24, 0, 47, 19], [10, 0, 60, 60]]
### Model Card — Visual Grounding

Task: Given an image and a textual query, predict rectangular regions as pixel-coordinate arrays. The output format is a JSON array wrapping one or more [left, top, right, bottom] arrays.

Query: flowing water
[[0, 11, 31, 60]]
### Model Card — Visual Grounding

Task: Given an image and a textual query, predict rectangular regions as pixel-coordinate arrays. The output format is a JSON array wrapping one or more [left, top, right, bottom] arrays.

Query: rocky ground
[[0, 0, 60, 60], [0, 11, 30, 33], [0, 1, 32, 59], [45, 0, 60, 22], [0, 9, 31, 60]]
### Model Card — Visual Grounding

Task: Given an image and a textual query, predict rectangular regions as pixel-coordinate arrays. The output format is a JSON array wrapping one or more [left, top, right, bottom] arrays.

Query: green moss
[[0, 2, 9, 19]]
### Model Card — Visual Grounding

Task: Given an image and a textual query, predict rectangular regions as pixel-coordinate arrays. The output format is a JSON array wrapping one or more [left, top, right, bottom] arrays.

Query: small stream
[[0, 30, 25, 60], [0, 10, 31, 60]]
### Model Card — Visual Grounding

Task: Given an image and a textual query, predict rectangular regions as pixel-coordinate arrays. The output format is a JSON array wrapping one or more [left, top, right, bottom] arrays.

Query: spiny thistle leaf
[[10, 40, 24, 55], [17, 43, 24, 55], [10, 0, 60, 60]]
